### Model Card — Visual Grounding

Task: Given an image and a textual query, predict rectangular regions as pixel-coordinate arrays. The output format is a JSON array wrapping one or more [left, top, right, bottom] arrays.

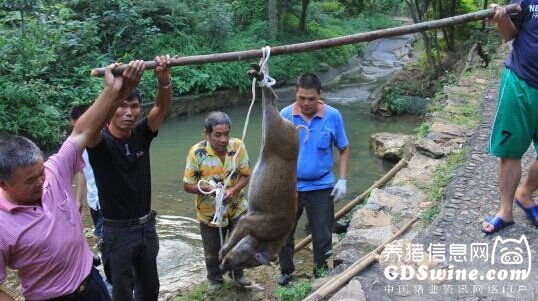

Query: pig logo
[[491, 235, 531, 279]]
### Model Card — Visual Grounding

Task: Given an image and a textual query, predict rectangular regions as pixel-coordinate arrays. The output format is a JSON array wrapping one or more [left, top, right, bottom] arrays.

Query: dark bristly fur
[[219, 68, 298, 272]]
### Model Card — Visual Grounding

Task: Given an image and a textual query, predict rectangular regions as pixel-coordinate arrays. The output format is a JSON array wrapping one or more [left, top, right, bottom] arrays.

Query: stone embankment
[[325, 43, 538, 301]]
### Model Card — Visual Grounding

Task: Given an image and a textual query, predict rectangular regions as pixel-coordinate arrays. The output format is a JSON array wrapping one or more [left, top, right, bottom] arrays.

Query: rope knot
[[196, 179, 227, 227], [257, 46, 276, 87]]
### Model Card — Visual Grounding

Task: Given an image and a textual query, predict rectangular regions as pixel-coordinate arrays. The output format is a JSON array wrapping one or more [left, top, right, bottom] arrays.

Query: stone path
[[353, 77, 538, 300]]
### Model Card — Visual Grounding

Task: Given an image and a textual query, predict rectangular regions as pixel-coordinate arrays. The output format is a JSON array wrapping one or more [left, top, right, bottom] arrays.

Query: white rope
[[257, 46, 276, 87], [197, 179, 227, 227], [296, 124, 311, 143], [196, 46, 274, 250]]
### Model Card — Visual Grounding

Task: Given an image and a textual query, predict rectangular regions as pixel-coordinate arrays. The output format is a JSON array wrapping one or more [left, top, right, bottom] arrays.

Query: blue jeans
[[278, 188, 334, 276], [102, 216, 159, 301], [38, 267, 111, 301]]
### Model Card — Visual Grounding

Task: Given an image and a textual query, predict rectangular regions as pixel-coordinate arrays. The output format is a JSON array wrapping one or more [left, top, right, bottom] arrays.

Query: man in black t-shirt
[[87, 55, 172, 301]]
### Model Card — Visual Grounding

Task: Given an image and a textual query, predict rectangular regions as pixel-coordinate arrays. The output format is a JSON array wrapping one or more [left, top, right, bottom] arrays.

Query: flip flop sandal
[[514, 198, 538, 226], [481, 215, 515, 235]]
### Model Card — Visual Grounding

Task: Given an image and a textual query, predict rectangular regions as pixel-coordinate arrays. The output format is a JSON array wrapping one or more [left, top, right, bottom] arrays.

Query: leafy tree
[[1, 0, 472, 148]]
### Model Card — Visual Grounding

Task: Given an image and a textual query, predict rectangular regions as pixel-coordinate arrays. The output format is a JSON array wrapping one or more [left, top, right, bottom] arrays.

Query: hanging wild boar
[[219, 66, 298, 271]]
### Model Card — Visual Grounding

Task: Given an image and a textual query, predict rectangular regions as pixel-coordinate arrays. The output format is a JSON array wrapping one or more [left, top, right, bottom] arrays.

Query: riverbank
[[318, 41, 537, 300], [196, 29, 514, 301]]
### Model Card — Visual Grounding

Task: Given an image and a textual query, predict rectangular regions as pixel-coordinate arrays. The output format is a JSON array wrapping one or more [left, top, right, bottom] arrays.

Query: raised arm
[[147, 55, 173, 132], [491, 3, 520, 41], [71, 61, 145, 149]]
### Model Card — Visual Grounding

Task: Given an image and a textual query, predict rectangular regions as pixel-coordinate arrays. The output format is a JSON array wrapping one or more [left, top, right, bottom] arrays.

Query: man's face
[[0, 159, 45, 205], [296, 87, 320, 118], [110, 99, 141, 131], [206, 124, 230, 154]]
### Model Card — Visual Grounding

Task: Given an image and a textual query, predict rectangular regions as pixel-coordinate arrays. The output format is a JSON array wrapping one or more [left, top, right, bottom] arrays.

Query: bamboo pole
[[303, 216, 419, 301], [90, 4, 520, 77], [294, 158, 408, 253]]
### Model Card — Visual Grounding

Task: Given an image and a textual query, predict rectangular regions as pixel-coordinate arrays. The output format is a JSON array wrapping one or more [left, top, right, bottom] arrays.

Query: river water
[[1, 35, 421, 300], [151, 35, 420, 297], [153, 99, 419, 296]]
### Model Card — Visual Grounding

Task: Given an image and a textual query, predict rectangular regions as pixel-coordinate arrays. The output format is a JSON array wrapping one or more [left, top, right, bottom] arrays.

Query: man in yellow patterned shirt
[[183, 111, 251, 290]]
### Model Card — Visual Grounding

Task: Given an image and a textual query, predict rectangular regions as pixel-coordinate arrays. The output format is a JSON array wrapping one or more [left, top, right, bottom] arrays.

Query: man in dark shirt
[[87, 55, 172, 300], [484, 2, 538, 234]]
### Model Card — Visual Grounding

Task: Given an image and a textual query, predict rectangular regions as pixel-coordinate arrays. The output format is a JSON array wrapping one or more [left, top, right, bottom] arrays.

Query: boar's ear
[[255, 252, 271, 265]]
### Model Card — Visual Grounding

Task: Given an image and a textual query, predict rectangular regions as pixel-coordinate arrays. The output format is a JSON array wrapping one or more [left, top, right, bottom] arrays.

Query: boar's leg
[[219, 215, 264, 259]]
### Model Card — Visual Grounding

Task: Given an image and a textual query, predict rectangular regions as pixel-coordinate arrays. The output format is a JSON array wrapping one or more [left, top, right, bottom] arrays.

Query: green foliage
[[420, 205, 440, 222], [1, 0, 41, 12], [319, 1, 344, 14], [275, 281, 313, 301], [0, 3, 101, 148], [0, 0, 419, 148], [382, 87, 408, 115], [0, 81, 64, 149], [337, 0, 368, 17], [367, 0, 405, 15], [457, 0, 479, 14], [231, 0, 267, 28]]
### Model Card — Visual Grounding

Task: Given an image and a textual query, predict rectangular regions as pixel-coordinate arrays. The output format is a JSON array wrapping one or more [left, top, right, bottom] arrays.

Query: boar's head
[[220, 235, 273, 272]]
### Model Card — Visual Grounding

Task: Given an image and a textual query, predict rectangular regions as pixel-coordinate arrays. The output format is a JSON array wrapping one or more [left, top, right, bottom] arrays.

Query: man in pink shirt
[[0, 59, 147, 301]]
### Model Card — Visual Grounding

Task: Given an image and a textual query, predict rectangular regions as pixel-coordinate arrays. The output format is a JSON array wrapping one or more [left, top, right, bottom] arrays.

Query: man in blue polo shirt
[[277, 73, 350, 285], [483, 2, 538, 234]]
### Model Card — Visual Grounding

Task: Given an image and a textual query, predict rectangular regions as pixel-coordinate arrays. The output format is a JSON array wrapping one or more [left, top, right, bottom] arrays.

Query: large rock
[[350, 208, 392, 230], [157, 239, 205, 298], [415, 137, 446, 159], [328, 279, 366, 301], [365, 185, 425, 217], [333, 225, 395, 266], [424, 126, 467, 153], [370, 132, 413, 161], [339, 67, 370, 85], [430, 121, 473, 139], [393, 153, 445, 188]]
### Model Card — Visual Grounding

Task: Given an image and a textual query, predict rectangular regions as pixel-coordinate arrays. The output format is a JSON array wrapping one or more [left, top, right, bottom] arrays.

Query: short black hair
[[296, 73, 322, 93], [126, 88, 142, 103], [204, 111, 231, 134], [69, 104, 90, 121]]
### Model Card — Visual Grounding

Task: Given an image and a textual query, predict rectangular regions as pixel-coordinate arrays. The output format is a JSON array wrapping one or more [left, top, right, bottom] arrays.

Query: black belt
[[297, 170, 331, 181], [103, 210, 157, 228]]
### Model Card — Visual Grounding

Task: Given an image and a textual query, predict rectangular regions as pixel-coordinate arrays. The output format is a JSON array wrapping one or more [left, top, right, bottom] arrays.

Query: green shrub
[[382, 87, 408, 115]]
